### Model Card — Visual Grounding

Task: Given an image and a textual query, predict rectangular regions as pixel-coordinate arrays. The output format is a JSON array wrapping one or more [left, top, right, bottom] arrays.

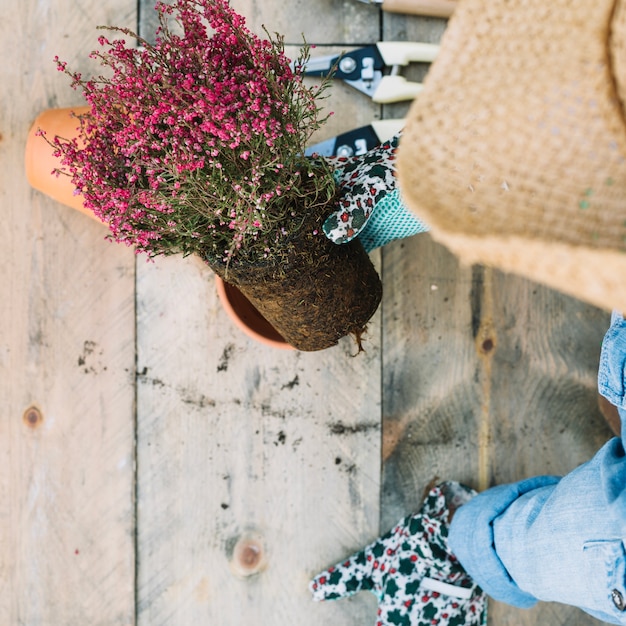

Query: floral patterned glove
[[310, 482, 487, 626], [322, 133, 429, 252]]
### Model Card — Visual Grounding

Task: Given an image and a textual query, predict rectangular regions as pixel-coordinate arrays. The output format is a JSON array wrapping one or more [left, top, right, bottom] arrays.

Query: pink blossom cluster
[[49, 0, 335, 261]]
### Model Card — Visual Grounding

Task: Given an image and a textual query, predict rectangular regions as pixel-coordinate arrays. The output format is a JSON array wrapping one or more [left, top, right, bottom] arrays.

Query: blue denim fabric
[[599, 311, 626, 443], [449, 312, 626, 624]]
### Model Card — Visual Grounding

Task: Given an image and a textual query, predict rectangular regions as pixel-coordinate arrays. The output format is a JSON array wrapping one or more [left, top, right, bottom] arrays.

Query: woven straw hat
[[398, 0, 626, 311]]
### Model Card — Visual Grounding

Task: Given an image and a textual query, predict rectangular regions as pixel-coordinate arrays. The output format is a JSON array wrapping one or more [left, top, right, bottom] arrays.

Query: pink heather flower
[[50, 0, 336, 262]]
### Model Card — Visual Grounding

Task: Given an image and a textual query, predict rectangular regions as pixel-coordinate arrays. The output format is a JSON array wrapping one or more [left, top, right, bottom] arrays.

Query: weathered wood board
[[134, 1, 381, 625], [380, 13, 614, 625], [135, 254, 381, 625], [0, 1, 137, 624], [381, 234, 613, 625], [140, 0, 380, 46], [3, 0, 618, 624]]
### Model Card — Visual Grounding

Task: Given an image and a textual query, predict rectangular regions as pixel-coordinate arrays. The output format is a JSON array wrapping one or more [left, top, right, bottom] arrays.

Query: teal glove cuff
[[322, 133, 430, 252], [358, 188, 429, 252]]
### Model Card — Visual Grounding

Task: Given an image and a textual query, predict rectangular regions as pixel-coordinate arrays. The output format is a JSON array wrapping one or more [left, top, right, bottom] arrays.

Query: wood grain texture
[[134, 3, 383, 622], [0, 1, 136, 624], [140, 0, 380, 45], [5, 0, 619, 624], [381, 236, 483, 524], [485, 268, 611, 626], [487, 269, 611, 483], [135, 254, 381, 625], [381, 235, 613, 625]]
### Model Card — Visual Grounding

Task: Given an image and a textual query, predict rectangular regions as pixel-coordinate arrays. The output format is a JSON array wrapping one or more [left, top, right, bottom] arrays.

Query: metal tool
[[298, 42, 439, 103], [305, 119, 404, 157], [355, 0, 456, 17]]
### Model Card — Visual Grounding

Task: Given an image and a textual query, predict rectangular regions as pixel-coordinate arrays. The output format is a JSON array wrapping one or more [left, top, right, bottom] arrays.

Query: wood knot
[[481, 338, 495, 353], [230, 533, 267, 578], [23, 405, 43, 429]]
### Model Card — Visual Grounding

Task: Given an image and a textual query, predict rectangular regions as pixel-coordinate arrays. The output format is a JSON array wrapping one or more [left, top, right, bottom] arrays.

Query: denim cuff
[[449, 476, 560, 608], [598, 312, 626, 411]]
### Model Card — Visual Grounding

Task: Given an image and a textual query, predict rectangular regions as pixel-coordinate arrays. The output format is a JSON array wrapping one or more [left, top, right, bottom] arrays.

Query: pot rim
[[215, 275, 294, 350]]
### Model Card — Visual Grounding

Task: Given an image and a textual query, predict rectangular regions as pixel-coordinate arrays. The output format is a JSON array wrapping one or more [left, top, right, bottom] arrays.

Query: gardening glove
[[310, 481, 487, 626], [322, 133, 429, 252]]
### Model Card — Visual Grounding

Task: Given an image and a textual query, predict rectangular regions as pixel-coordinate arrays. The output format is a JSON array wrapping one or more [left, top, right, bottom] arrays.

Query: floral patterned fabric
[[310, 482, 487, 626], [323, 133, 429, 252]]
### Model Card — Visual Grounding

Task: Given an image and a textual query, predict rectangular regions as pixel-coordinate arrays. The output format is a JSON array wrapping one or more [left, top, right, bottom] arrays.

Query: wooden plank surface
[[135, 255, 381, 625], [4, 0, 618, 624], [485, 267, 611, 625], [381, 235, 613, 626], [380, 14, 614, 625], [139, 0, 380, 47], [135, 2, 382, 624], [381, 236, 485, 519], [0, 1, 137, 624]]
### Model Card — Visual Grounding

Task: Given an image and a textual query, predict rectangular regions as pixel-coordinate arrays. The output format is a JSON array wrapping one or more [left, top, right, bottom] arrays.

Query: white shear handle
[[373, 75, 424, 103], [371, 118, 406, 141], [376, 41, 440, 65]]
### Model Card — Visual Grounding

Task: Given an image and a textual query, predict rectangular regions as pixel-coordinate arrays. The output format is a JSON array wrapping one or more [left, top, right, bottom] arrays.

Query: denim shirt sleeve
[[599, 311, 626, 442], [450, 445, 626, 624], [448, 312, 626, 624], [597, 311, 626, 523], [448, 476, 560, 608]]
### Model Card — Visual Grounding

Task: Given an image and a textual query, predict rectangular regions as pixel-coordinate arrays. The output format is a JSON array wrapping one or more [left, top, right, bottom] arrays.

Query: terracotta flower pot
[[215, 276, 294, 350], [207, 202, 382, 352], [26, 108, 383, 352], [24, 106, 100, 221]]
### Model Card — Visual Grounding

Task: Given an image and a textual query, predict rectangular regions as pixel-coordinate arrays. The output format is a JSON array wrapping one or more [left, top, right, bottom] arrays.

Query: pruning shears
[[305, 119, 404, 157], [298, 42, 439, 103]]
